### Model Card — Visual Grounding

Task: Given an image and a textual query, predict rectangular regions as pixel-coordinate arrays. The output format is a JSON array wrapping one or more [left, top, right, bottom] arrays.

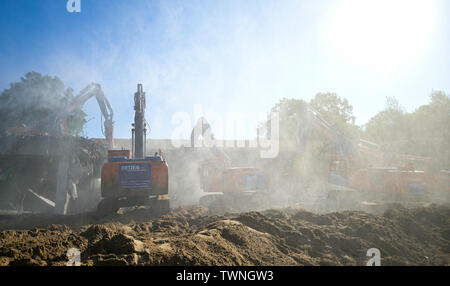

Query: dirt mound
[[0, 204, 448, 266], [0, 224, 87, 266]]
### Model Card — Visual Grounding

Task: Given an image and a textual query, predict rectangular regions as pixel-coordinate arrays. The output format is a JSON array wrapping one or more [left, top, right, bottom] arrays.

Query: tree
[[0, 72, 86, 136], [309, 92, 360, 139], [408, 91, 450, 168], [364, 92, 450, 168], [260, 98, 308, 141], [364, 96, 407, 144], [260, 93, 359, 141]]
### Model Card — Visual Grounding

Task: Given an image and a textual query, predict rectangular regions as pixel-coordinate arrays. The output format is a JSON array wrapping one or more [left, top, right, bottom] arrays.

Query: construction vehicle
[[294, 105, 448, 208], [97, 84, 170, 216], [191, 117, 270, 210]]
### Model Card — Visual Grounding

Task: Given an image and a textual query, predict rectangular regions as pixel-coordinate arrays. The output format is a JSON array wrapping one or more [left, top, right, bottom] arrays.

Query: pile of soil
[[0, 204, 448, 266]]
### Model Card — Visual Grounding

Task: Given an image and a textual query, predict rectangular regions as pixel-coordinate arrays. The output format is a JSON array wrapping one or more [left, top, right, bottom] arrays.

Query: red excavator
[[191, 117, 270, 210], [295, 105, 448, 207], [97, 84, 169, 216]]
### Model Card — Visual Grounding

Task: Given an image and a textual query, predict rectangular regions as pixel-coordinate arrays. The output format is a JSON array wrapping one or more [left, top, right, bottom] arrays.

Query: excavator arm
[[94, 88, 114, 149], [190, 116, 231, 166], [59, 83, 114, 148], [295, 105, 357, 157], [6, 83, 114, 149]]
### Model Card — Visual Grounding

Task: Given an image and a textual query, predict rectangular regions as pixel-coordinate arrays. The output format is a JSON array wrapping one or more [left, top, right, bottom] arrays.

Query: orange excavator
[[191, 117, 270, 210], [295, 105, 448, 206], [97, 84, 169, 216]]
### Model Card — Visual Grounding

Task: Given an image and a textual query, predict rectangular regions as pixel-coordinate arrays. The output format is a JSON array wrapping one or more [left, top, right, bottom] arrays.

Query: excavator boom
[[60, 83, 114, 148], [5, 83, 114, 149], [190, 116, 231, 165]]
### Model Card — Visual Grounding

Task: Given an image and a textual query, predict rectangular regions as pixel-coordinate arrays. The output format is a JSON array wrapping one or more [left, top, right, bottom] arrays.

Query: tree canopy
[[262, 97, 308, 141], [309, 92, 360, 139], [262, 91, 449, 168], [261, 92, 359, 142], [365, 91, 450, 168], [364, 96, 407, 143], [0, 72, 86, 136]]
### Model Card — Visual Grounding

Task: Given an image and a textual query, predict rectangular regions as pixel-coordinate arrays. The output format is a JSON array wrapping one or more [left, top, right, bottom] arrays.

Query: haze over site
[[0, 0, 448, 139]]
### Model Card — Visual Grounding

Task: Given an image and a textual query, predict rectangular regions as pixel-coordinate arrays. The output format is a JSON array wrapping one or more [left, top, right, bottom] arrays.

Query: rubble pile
[[0, 135, 108, 213]]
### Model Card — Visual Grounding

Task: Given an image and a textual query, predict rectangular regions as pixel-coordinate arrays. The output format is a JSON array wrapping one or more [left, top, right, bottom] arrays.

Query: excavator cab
[[198, 161, 270, 210], [199, 157, 269, 194], [191, 117, 270, 210], [199, 157, 228, 192], [328, 157, 350, 187]]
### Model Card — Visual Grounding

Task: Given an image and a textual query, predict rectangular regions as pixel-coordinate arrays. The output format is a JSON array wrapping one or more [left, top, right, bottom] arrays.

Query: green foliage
[[261, 93, 359, 142], [262, 97, 308, 141], [62, 87, 87, 136], [364, 96, 407, 143], [310, 92, 360, 139], [262, 91, 449, 169], [365, 91, 450, 168], [0, 72, 86, 136]]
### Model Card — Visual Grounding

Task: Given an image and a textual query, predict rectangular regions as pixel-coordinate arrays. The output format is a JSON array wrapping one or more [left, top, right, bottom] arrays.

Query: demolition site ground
[[0, 203, 448, 266]]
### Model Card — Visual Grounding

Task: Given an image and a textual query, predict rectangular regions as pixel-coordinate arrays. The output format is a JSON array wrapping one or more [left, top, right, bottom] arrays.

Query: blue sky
[[0, 0, 449, 139]]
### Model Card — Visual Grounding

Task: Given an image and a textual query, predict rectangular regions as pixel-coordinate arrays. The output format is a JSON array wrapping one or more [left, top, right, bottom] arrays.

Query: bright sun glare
[[324, 0, 436, 73]]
